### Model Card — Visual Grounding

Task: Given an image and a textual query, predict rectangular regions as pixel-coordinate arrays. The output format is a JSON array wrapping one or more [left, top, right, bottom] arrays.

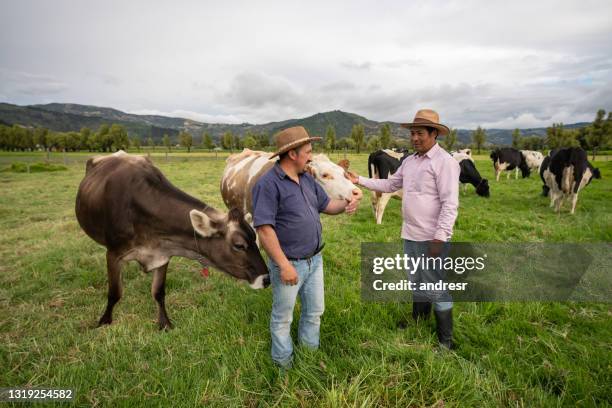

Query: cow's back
[[76, 152, 155, 248], [221, 149, 275, 214]]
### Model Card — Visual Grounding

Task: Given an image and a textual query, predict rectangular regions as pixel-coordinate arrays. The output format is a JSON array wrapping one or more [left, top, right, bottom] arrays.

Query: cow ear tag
[[200, 267, 210, 278]]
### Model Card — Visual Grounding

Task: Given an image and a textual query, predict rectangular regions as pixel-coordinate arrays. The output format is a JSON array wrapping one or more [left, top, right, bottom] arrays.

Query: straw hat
[[400, 109, 450, 136], [270, 126, 321, 158]]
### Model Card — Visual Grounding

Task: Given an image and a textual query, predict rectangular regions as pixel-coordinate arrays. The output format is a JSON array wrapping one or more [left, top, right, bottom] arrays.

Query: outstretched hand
[[344, 171, 359, 184]]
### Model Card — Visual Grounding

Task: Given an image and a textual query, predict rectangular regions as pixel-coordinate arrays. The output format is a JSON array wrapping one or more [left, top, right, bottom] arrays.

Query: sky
[[1, 0, 611, 129]]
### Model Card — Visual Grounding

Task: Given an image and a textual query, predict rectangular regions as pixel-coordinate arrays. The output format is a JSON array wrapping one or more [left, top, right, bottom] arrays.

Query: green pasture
[[0, 151, 610, 407]]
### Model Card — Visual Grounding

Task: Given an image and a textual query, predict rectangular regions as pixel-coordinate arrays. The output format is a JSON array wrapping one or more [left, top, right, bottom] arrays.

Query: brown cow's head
[[189, 207, 269, 289]]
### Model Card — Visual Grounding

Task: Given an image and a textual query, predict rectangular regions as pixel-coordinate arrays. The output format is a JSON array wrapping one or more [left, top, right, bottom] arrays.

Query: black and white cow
[[451, 152, 490, 197], [520, 150, 544, 172], [540, 147, 601, 214], [368, 149, 410, 224], [490, 147, 530, 181]]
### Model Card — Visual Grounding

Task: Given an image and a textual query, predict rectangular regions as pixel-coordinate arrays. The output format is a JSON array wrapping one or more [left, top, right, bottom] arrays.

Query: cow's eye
[[233, 243, 247, 251], [322, 173, 330, 179]]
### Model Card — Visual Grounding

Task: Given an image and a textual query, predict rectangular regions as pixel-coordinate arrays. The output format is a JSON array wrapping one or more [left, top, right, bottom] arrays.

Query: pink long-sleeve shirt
[[358, 143, 460, 241]]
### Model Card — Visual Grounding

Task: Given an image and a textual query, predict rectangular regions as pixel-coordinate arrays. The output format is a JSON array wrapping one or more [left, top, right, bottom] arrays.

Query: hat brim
[[400, 122, 449, 136], [270, 136, 322, 158]]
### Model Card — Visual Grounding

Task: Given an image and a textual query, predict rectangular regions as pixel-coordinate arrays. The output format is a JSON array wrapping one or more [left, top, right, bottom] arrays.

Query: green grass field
[[1, 151, 611, 407]]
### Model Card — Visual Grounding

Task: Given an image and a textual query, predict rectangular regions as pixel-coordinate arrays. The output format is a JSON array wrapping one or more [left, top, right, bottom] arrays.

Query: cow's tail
[[368, 153, 374, 178]]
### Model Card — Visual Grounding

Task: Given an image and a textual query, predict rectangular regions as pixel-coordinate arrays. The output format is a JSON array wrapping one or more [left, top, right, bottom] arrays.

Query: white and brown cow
[[367, 149, 410, 224], [220, 149, 362, 219], [540, 147, 600, 214]]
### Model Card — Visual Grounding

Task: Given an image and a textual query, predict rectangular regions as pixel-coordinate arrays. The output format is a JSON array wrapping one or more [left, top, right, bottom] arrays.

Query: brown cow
[[75, 151, 269, 330]]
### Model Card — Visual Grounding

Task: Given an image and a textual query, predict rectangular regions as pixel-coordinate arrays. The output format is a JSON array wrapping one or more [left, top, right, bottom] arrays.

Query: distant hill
[[0, 102, 590, 146]]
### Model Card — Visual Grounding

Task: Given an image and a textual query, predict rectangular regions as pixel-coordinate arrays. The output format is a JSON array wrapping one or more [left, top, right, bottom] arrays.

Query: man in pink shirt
[[346, 109, 460, 349]]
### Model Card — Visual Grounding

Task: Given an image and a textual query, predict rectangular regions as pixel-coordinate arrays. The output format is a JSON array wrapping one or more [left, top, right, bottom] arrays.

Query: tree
[[94, 124, 111, 152], [233, 134, 242, 150], [444, 128, 457, 151], [472, 126, 486, 154], [546, 123, 578, 149], [587, 109, 608, 160], [179, 131, 193, 152], [512, 128, 522, 149], [162, 134, 171, 152], [350, 124, 365, 153], [325, 125, 336, 152], [79, 127, 92, 151], [222, 131, 234, 151], [338, 137, 356, 150], [147, 136, 155, 150], [367, 136, 381, 151], [379, 123, 391, 149], [243, 135, 257, 149], [33, 127, 49, 150], [132, 136, 141, 151], [257, 132, 270, 149], [202, 132, 214, 150], [109, 124, 129, 151]]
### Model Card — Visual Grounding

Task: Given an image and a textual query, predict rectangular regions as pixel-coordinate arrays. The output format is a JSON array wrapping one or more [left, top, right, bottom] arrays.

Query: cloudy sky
[[1, 0, 611, 129]]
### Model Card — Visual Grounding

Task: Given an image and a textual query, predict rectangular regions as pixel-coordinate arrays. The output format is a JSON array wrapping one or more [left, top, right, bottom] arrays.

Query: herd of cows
[[74, 144, 602, 328], [367, 145, 601, 223]]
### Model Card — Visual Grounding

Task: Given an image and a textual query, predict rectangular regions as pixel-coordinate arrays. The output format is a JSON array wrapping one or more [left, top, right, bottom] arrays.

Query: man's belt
[[287, 243, 325, 261]]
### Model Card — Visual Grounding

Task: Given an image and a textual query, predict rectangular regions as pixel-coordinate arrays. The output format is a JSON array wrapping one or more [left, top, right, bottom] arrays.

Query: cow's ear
[[337, 159, 350, 171], [190, 209, 221, 237]]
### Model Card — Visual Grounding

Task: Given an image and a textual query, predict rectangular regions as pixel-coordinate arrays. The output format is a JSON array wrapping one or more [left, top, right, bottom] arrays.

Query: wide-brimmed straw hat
[[270, 126, 321, 158], [400, 109, 450, 136]]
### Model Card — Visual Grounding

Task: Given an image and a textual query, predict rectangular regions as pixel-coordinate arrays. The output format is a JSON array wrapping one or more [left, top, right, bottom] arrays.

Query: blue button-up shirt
[[252, 162, 330, 259]]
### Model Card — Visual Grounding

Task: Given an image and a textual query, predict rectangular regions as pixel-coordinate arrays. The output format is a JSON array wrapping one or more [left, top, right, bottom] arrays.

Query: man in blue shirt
[[252, 126, 361, 368]]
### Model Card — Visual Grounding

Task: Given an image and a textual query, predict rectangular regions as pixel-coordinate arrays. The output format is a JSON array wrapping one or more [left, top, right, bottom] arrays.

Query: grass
[[0, 151, 611, 407]]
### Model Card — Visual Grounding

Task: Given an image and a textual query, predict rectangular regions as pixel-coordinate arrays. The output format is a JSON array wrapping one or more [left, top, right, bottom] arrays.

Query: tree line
[[1, 109, 610, 155]]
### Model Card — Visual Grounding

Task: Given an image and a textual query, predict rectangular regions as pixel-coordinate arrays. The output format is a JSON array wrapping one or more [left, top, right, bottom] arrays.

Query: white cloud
[[0, 0, 611, 128]]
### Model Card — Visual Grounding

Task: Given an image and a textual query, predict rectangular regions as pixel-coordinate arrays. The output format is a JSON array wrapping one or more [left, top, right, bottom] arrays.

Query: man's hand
[[344, 170, 359, 184], [345, 196, 359, 215], [280, 262, 298, 285], [428, 239, 444, 257]]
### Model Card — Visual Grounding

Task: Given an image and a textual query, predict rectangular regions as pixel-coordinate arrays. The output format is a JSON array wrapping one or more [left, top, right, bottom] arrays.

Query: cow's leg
[[570, 193, 578, 214], [151, 262, 172, 330], [376, 193, 393, 224], [98, 250, 123, 326], [515, 168, 519, 179], [370, 191, 379, 216], [554, 194, 563, 213], [496, 169, 501, 182]]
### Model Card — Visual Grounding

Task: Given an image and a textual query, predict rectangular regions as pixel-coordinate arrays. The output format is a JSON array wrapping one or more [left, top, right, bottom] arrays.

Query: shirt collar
[[274, 162, 306, 183], [413, 142, 440, 159], [273, 162, 287, 179]]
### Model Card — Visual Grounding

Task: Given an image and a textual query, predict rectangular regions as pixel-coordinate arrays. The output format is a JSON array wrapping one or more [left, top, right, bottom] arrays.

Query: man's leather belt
[[287, 243, 325, 261]]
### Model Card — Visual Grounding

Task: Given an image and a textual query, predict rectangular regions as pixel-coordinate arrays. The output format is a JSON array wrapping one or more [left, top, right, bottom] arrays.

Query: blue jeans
[[268, 253, 324, 367], [403, 240, 453, 312]]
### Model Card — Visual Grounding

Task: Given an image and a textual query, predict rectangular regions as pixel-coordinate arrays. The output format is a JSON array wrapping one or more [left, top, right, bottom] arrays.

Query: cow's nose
[[352, 188, 363, 200]]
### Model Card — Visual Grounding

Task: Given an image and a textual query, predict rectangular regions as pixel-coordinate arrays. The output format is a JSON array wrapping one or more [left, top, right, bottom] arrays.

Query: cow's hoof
[[158, 320, 173, 331], [97, 317, 112, 327]]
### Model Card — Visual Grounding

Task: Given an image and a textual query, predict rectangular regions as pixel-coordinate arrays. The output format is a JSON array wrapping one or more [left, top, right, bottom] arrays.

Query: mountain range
[[0, 102, 590, 146]]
